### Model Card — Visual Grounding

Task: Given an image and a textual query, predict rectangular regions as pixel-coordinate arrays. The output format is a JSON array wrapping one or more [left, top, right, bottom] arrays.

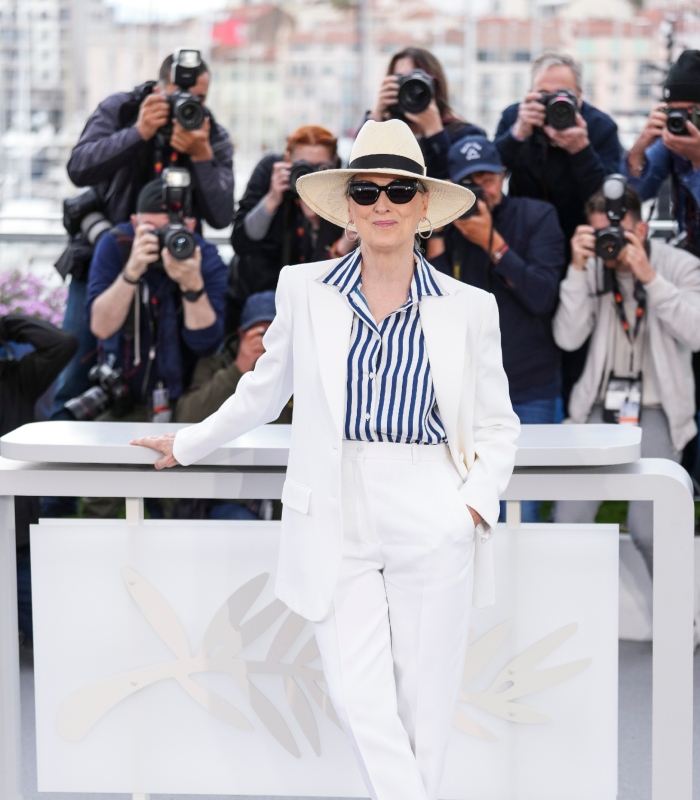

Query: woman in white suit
[[133, 119, 520, 800]]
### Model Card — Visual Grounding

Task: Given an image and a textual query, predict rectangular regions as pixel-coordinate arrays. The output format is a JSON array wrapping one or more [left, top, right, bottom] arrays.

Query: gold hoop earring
[[345, 220, 359, 242], [418, 218, 433, 240]]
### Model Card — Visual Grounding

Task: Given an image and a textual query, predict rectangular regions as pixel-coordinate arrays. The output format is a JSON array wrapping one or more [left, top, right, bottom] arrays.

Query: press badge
[[152, 382, 171, 423], [603, 373, 642, 425]]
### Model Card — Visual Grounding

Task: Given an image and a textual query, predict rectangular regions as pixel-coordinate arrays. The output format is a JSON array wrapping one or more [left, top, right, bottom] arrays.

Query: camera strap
[[611, 271, 646, 348]]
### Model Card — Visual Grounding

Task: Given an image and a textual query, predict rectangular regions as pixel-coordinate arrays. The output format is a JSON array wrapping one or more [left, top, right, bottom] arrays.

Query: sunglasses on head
[[347, 179, 421, 205]]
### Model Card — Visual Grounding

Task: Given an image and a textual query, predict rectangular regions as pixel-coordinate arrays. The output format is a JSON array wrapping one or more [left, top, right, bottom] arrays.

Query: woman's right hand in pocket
[[130, 432, 179, 469]]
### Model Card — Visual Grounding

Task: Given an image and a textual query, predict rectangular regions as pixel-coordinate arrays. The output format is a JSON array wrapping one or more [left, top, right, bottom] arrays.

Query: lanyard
[[611, 272, 646, 346]]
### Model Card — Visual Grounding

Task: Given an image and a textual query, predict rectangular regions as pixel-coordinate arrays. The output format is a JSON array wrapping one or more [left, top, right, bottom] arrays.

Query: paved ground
[[17, 641, 700, 799]]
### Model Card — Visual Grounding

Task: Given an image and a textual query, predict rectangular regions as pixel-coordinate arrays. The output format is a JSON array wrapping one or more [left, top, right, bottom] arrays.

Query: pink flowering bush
[[0, 270, 68, 327]]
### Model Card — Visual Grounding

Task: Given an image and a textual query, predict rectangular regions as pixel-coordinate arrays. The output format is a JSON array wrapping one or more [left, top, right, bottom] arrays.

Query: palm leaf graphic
[[461, 623, 591, 726]]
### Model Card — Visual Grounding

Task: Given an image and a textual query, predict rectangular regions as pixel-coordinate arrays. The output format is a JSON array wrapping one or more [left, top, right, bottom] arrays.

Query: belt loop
[[412, 442, 418, 465]]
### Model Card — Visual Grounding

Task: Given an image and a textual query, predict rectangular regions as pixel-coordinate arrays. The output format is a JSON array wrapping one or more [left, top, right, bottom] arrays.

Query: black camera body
[[458, 182, 485, 219], [389, 69, 435, 117], [541, 89, 578, 130], [594, 174, 629, 260], [63, 188, 112, 246], [64, 358, 132, 421], [150, 168, 197, 265], [665, 106, 700, 137], [160, 49, 209, 137]]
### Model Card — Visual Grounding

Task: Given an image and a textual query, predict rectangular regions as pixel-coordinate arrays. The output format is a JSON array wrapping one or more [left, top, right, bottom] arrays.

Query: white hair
[[531, 52, 582, 91]]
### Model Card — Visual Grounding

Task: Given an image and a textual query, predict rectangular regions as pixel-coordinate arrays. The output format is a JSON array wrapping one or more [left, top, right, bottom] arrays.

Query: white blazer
[[174, 258, 520, 621]]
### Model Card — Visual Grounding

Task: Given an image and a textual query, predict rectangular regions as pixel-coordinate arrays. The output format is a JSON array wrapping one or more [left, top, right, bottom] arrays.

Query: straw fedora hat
[[296, 119, 475, 234]]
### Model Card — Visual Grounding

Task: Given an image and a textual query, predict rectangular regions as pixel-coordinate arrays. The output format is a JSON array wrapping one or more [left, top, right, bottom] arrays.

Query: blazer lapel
[[420, 284, 468, 444], [308, 279, 353, 439]]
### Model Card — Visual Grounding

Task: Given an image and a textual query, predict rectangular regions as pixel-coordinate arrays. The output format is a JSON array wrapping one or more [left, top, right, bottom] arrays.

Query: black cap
[[136, 179, 168, 214], [663, 50, 700, 103]]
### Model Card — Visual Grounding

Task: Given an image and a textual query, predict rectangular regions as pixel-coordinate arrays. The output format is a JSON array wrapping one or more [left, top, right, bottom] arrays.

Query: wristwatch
[[182, 286, 206, 302]]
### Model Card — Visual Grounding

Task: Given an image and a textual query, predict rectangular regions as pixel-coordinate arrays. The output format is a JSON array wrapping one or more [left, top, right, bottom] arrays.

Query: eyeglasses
[[347, 179, 420, 205]]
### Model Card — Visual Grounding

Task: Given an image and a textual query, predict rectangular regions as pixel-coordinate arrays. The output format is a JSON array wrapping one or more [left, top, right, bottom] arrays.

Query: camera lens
[[172, 94, 206, 130], [666, 110, 689, 136], [64, 386, 109, 421], [595, 229, 625, 260], [399, 79, 432, 114], [164, 226, 196, 260], [546, 95, 577, 130]]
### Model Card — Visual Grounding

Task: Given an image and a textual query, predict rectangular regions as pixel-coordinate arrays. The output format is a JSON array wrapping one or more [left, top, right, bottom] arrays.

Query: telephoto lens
[[542, 89, 578, 130], [391, 69, 435, 116], [595, 227, 627, 260], [666, 109, 690, 136], [64, 386, 110, 421]]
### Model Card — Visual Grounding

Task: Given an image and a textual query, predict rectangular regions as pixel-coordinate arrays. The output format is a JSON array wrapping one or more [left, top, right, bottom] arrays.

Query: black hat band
[[349, 154, 425, 175]]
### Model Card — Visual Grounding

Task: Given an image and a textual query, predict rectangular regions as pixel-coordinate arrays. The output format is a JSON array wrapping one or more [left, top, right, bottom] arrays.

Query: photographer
[[0, 314, 77, 644], [495, 52, 621, 412], [368, 47, 484, 180], [77, 178, 226, 517], [230, 125, 350, 327], [436, 136, 565, 522], [553, 181, 700, 575], [51, 49, 233, 425], [624, 50, 700, 257], [495, 53, 621, 245]]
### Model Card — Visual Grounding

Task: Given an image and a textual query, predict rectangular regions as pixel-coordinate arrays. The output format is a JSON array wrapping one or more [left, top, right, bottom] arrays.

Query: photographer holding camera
[[368, 47, 484, 180], [51, 49, 233, 423], [495, 53, 621, 245], [73, 176, 226, 517], [434, 136, 565, 521], [624, 50, 700, 257], [553, 178, 700, 574], [230, 125, 351, 327]]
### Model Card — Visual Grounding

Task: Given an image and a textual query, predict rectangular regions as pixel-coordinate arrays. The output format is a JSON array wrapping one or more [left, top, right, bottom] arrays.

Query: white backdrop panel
[[31, 520, 618, 799]]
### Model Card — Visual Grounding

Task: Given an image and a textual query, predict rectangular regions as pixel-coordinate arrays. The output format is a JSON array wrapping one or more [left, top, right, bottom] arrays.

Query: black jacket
[[494, 100, 621, 245], [231, 153, 344, 304], [439, 195, 566, 402], [67, 83, 234, 229], [0, 315, 78, 549]]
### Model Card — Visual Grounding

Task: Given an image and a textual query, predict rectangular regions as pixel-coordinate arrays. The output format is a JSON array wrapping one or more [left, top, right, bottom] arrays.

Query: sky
[[107, 0, 474, 22]]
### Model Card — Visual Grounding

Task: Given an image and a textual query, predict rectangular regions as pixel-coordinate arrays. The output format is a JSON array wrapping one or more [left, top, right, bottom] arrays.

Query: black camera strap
[[611, 271, 646, 347]]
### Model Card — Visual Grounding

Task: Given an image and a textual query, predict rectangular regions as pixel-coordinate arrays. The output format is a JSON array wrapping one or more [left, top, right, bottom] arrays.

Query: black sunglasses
[[347, 179, 420, 205]]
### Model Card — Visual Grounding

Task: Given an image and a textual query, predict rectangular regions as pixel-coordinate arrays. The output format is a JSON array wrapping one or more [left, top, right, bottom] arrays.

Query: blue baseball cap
[[448, 136, 503, 184], [240, 290, 276, 331]]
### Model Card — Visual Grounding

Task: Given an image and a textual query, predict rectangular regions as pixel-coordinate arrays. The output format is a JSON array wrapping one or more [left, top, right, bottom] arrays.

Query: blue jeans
[[42, 278, 97, 518], [210, 502, 260, 521], [499, 396, 558, 524]]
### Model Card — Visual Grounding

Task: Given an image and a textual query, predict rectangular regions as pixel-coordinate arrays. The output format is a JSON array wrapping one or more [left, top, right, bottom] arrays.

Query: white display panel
[[31, 520, 618, 799]]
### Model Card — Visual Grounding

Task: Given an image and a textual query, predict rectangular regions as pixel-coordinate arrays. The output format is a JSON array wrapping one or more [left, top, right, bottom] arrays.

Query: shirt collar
[[321, 248, 445, 302]]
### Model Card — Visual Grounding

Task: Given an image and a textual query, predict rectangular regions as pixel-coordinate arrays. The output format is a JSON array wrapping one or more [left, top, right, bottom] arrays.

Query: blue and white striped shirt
[[322, 248, 448, 444]]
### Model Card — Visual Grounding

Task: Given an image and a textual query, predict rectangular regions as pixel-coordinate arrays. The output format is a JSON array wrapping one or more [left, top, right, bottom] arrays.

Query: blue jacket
[[495, 100, 621, 243], [622, 139, 700, 256], [86, 222, 227, 404], [438, 194, 566, 402]]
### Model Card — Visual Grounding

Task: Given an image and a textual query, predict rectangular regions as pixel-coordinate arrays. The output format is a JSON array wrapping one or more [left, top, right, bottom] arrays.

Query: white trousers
[[314, 440, 476, 800]]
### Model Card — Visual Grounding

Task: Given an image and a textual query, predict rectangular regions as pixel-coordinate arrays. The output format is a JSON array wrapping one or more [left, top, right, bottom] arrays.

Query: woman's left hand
[[467, 506, 483, 527], [130, 433, 179, 469], [404, 99, 443, 138]]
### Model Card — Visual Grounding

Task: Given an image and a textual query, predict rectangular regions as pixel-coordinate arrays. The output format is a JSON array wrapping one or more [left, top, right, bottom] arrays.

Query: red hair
[[286, 125, 338, 158]]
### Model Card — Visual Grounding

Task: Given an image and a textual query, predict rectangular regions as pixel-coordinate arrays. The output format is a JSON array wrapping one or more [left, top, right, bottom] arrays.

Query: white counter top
[[0, 421, 641, 468]]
